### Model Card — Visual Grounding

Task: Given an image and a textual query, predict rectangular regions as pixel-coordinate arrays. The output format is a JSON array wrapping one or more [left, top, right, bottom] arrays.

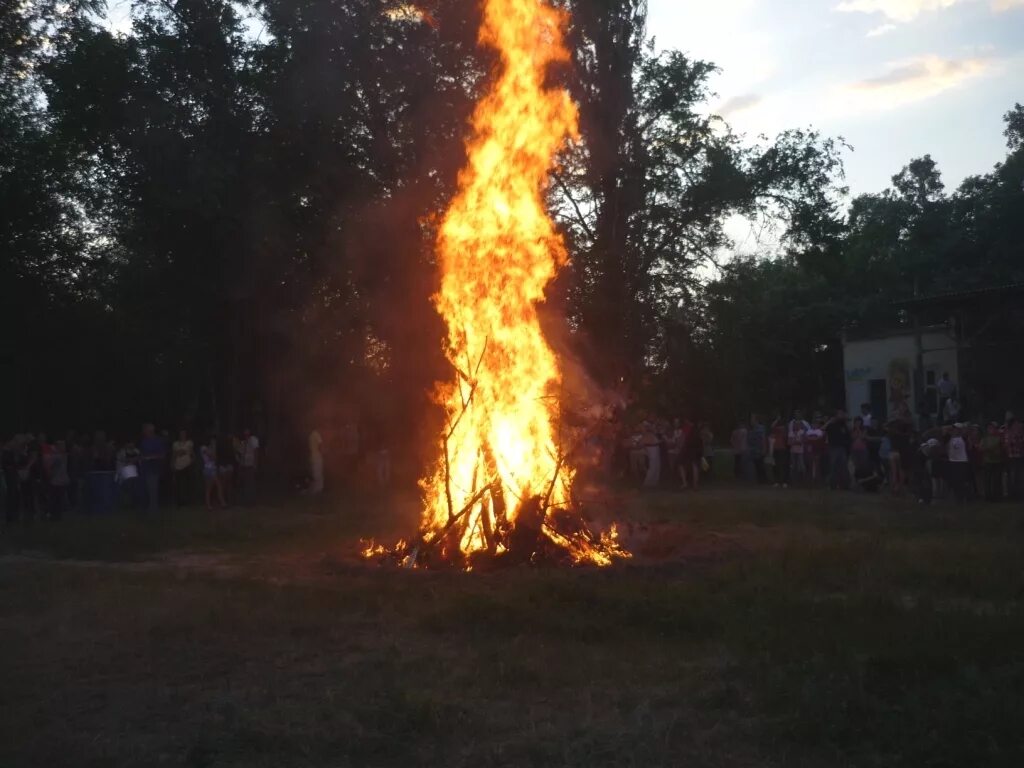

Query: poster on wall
[[888, 358, 911, 410]]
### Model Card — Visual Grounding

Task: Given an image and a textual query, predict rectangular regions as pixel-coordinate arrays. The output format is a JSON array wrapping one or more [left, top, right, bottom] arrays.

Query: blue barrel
[[87, 471, 116, 515]]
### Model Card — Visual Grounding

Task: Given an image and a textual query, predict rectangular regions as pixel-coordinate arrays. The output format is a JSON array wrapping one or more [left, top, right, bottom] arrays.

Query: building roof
[[894, 283, 1024, 309], [843, 324, 953, 344]]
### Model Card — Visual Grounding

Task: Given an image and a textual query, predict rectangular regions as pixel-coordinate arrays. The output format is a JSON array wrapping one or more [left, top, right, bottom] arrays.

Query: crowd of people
[[615, 418, 716, 491], [725, 403, 1024, 503], [1, 425, 261, 524], [613, 399, 1024, 505], [5, 393, 1022, 524]]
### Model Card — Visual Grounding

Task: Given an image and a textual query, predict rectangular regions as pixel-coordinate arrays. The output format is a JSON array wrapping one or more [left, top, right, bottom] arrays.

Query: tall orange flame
[[421, 0, 582, 558], [352, 0, 632, 569]]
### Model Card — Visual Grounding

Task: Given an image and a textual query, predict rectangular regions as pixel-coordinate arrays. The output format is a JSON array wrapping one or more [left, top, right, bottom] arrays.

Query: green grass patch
[[1, 489, 1022, 767]]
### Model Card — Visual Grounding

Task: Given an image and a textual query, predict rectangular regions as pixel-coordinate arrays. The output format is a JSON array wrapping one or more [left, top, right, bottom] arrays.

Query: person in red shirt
[[1004, 414, 1024, 500], [804, 417, 826, 484]]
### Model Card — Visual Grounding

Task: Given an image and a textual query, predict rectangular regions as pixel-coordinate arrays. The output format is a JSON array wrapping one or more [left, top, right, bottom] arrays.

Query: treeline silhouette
[[3, 1, 1022, 465]]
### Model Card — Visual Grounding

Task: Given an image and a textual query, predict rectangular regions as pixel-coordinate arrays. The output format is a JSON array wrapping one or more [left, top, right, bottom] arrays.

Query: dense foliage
[[2, 1, 1020, 456], [700, 107, 1024, 422]]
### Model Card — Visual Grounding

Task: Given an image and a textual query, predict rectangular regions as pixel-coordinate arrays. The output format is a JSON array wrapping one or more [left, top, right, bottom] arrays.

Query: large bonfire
[[369, 0, 628, 569]]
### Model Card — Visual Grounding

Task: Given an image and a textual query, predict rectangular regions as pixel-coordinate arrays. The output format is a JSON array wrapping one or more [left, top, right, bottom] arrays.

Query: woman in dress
[[202, 437, 227, 510]]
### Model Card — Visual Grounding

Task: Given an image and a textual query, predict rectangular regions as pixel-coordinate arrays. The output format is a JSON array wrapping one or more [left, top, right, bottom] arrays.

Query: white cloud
[[831, 54, 992, 113], [836, 0, 958, 22], [866, 22, 899, 35], [836, 0, 1024, 22], [718, 93, 764, 117]]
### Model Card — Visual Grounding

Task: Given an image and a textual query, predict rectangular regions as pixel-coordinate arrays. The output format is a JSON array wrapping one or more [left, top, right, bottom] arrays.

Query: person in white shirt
[[115, 440, 140, 509], [201, 438, 226, 510], [641, 420, 661, 489], [947, 424, 970, 503], [859, 404, 874, 430], [788, 410, 811, 483]]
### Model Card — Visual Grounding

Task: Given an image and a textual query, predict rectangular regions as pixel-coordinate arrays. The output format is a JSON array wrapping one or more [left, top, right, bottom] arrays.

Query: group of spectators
[[5, 397, 1021, 521], [1, 425, 261, 524], [729, 404, 1024, 503], [615, 417, 715, 491]]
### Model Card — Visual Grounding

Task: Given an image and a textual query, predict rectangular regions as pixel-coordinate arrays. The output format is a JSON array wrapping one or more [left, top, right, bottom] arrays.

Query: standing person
[[730, 420, 749, 480], [232, 434, 245, 493], [201, 438, 226, 510], [38, 432, 53, 467], [913, 438, 939, 505], [159, 429, 172, 504], [308, 427, 324, 495], [859, 403, 874, 431], [45, 440, 71, 520], [88, 431, 117, 516], [92, 430, 115, 471], [171, 430, 195, 507], [665, 419, 681, 485], [966, 424, 984, 501], [138, 423, 166, 514], [68, 435, 87, 512], [886, 412, 913, 496], [239, 428, 259, 505], [748, 414, 768, 485], [850, 418, 871, 483], [116, 440, 141, 509], [699, 422, 714, 483], [23, 435, 42, 522], [878, 431, 892, 486], [657, 420, 673, 489], [1004, 414, 1023, 501], [980, 422, 1005, 502], [936, 373, 956, 420], [642, 420, 661, 489], [805, 418, 826, 484], [824, 410, 851, 490], [770, 413, 790, 488], [942, 397, 961, 427], [946, 424, 970, 503], [788, 410, 811, 485], [861, 405, 882, 474], [677, 418, 699, 491]]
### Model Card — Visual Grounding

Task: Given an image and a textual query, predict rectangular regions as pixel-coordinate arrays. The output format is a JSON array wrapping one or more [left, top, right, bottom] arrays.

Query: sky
[[100, 0, 1022, 252], [647, 0, 1024, 197]]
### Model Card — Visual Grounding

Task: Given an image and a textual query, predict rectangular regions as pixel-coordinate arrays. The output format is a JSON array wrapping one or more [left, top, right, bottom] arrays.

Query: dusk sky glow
[[647, 0, 1024, 196], [101, 1, 1024, 211]]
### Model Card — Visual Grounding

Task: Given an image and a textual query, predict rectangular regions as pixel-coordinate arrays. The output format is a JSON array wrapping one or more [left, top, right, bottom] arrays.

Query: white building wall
[[843, 330, 958, 421]]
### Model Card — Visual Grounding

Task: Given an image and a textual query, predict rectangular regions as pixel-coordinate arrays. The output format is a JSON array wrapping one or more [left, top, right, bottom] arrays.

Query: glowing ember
[[373, 0, 627, 569]]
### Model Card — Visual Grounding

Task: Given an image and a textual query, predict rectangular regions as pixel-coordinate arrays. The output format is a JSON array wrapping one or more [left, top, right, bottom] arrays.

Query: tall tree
[[560, 0, 846, 387]]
